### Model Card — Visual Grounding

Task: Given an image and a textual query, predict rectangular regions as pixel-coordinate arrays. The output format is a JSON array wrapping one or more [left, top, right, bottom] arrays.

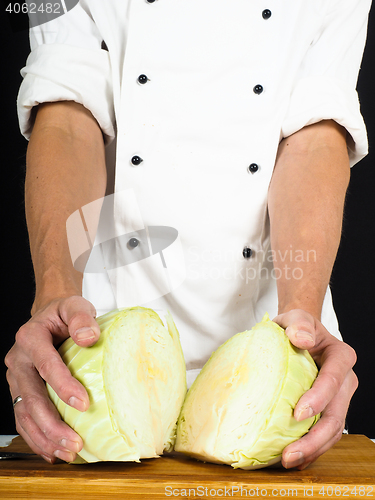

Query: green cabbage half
[[175, 313, 319, 469], [47, 307, 187, 463]]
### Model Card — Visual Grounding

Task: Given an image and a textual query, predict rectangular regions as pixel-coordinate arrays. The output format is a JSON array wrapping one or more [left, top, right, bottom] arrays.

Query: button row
[[145, 0, 272, 21], [140, 0, 264, 259], [127, 237, 253, 261], [132, 4, 267, 174], [137, 73, 264, 95], [131, 156, 259, 175]]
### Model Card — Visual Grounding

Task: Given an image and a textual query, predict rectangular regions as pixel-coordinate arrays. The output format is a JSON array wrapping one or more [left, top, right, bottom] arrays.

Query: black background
[[1, 6, 374, 437]]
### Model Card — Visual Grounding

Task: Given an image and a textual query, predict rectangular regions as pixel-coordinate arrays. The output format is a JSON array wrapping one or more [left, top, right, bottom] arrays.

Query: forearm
[[25, 101, 107, 313], [268, 120, 350, 319]]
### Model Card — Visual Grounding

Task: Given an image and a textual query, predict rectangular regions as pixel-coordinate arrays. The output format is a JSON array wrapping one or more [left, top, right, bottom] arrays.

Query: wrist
[[32, 289, 82, 315], [275, 273, 327, 321], [31, 292, 82, 316], [277, 300, 322, 321], [32, 269, 83, 315]]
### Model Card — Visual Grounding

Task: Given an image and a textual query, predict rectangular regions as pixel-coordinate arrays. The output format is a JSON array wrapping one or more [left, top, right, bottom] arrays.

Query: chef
[[5, 0, 372, 469]]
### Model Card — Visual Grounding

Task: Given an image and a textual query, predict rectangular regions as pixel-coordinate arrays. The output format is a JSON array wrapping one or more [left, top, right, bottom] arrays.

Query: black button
[[128, 238, 140, 248], [243, 246, 253, 259], [137, 74, 149, 85], [253, 84, 264, 95], [146, 0, 156, 2], [248, 163, 259, 174], [131, 156, 143, 166], [262, 9, 272, 19]]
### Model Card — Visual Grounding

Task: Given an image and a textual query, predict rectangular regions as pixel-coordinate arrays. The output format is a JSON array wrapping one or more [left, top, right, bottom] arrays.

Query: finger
[[7, 368, 82, 461], [14, 326, 89, 411], [17, 368, 83, 452], [58, 296, 101, 347], [284, 422, 344, 470], [273, 309, 316, 350], [282, 370, 357, 469], [294, 343, 357, 420], [6, 370, 55, 462], [8, 374, 75, 463], [15, 406, 77, 464], [15, 420, 57, 464]]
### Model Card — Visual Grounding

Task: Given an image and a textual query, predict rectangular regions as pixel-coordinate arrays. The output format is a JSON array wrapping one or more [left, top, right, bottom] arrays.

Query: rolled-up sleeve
[[17, 4, 115, 144], [281, 0, 372, 166]]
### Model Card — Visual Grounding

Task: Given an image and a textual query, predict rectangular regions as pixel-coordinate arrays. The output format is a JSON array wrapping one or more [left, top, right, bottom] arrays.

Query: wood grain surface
[[0, 435, 374, 499]]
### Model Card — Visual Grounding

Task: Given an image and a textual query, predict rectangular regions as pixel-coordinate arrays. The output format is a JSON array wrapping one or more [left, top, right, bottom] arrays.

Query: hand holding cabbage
[[7, 300, 357, 469], [5, 296, 101, 463], [274, 309, 358, 470]]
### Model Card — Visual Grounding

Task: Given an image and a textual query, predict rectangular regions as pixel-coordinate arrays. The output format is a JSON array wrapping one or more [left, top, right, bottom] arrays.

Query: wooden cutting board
[[0, 435, 374, 499]]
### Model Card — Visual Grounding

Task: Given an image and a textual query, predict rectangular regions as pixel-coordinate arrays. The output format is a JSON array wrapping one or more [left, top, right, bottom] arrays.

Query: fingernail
[[285, 451, 303, 468], [60, 438, 81, 453], [75, 327, 95, 341], [54, 449, 75, 462], [296, 404, 314, 421], [295, 330, 314, 343], [68, 396, 88, 412]]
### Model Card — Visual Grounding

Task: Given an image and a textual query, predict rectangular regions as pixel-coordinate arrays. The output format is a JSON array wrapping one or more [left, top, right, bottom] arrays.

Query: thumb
[[59, 296, 101, 347], [273, 309, 316, 350]]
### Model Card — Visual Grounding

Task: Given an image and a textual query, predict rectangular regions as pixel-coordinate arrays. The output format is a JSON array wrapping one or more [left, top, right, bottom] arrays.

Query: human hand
[[5, 296, 101, 463], [273, 308, 358, 470]]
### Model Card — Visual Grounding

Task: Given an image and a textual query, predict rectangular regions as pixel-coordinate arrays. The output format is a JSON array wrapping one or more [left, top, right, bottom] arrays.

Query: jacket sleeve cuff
[[17, 43, 115, 145], [281, 75, 368, 167]]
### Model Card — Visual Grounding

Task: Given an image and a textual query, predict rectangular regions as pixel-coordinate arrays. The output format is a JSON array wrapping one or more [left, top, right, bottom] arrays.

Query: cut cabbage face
[[47, 307, 187, 463], [175, 313, 319, 469]]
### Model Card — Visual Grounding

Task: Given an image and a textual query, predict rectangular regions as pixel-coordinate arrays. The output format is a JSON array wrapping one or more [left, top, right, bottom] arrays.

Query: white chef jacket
[[17, 0, 371, 387]]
